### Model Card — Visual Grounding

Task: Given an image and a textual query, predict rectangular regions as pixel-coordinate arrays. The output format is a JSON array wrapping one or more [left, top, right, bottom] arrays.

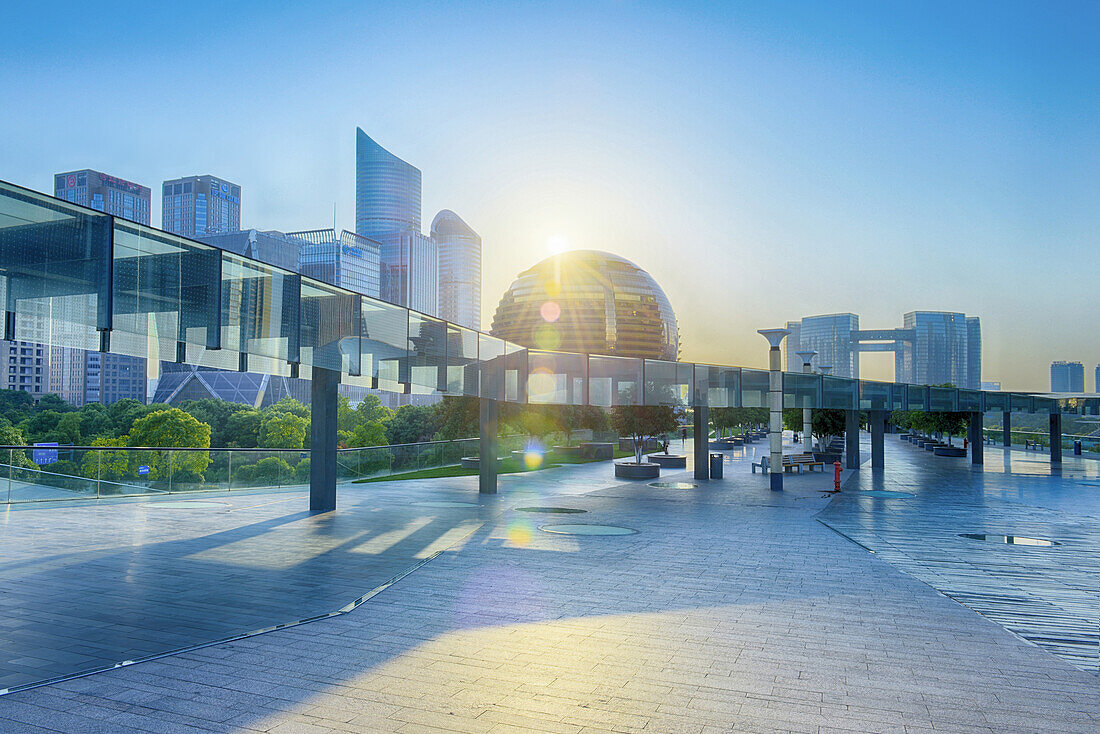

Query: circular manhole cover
[[142, 501, 228, 510], [539, 524, 638, 536], [858, 490, 915, 498], [411, 500, 478, 508], [649, 481, 698, 489], [515, 507, 587, 514], [958, 533, 1060, 546]]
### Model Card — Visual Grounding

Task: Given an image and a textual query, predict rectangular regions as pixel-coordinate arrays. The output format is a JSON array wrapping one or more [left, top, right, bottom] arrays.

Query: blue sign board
[[138, 465, 150, 476], [33, 442, 59, 466]]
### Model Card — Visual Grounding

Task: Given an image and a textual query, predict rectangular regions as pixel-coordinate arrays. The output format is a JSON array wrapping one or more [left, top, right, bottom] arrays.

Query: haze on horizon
[[1, 1, 1096, 392]]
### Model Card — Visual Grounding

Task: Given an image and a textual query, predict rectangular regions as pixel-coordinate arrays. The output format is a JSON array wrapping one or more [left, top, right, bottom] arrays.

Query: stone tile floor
[[818, 439, 1100, 674], [1, 436, 1098, 732]]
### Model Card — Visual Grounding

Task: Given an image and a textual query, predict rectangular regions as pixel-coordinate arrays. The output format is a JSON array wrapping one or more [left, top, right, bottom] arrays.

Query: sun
[[546, 234, 569, 255]]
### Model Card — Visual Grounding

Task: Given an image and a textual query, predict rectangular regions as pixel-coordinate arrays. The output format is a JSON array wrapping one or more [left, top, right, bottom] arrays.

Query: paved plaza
[[1, 438, 1099, 732]]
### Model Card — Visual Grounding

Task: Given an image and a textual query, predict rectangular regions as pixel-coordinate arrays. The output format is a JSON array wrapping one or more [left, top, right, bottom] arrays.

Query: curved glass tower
[[431, 210, 481, 330], [355, 128, 421, 238]]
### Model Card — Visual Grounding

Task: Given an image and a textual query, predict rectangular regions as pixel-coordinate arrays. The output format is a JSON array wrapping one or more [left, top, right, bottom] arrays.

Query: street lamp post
[[795, 350, 817, 454], [758, 328, 790, 491]]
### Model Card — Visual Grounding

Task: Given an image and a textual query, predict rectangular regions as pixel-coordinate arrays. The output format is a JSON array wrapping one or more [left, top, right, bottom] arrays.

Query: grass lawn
[[352, 447, 634, 483]]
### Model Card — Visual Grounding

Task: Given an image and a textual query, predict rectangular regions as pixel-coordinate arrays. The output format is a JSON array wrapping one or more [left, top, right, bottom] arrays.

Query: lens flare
[[529, 367, 556, 399], [533, 323, 561, 350], [506, 518, 534, 547], [523, 440, 545, 470], [540, 301, 561, 322]]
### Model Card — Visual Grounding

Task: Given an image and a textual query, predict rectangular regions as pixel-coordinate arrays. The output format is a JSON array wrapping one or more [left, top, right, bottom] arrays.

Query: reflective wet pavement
[[818, 439, 1100, 674]]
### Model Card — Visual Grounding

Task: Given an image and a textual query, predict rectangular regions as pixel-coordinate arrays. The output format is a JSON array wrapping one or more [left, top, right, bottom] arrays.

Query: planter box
[[551, 445, 581, 459], [614, 462, 660, 479], [647, 453, 687, 468], [580, 442, 614, 460], [812, 452, 842, 464], [460, 456, 505, 470], [933, 446, 966, 457]]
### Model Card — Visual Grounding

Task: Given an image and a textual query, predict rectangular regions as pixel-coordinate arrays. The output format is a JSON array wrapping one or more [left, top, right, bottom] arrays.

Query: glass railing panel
[[822, 376, 857, 410], [785, 372, 821, 409], [890, 383, 908, 411], [220, 252, 298, 365], [446, 323, 479, 396], [361, 295, 408, 392], [740, 368, 769, 408], [408, 311, 447, 393], [957, 388, 981, 412], [527, 350, 586, 405], [299, 276, 359, 375], [908, 384, 929, 411], [928, 386, 957, 412], [644, 359, 692, 406], [693, 364, 740, 408], [588, 354, 642, 406]]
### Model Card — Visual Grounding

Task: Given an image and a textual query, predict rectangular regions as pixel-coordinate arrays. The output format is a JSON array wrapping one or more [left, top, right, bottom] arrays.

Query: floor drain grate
[[958, 533, 1060, 546], [515, 507, 587, 514], [539, 524, 638, 536]]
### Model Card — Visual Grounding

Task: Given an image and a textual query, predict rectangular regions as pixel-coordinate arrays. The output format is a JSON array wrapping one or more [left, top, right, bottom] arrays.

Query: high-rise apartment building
[[162, 175, 241, 237], [431, 210, 482, 330], [785, 311, 981, 388], [1050, 361, 1084, 393], [2, 341, 49, 398], [291, 229, 381, 298], [54, 169, 150, 224], [355, 128, 438, 315]]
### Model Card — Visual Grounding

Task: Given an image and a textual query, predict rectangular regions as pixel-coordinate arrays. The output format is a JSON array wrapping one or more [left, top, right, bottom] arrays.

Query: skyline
[[2, 1, 1097, 391]]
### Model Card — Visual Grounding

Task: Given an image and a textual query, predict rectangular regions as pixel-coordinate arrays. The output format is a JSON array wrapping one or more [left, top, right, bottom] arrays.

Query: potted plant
[[610, 405, 678, 479]]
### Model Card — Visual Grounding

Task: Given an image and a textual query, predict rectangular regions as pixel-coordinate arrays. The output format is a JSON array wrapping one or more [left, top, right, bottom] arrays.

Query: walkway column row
[[309, 367, 340, 513], [845, 409, 860, 470], [694, 405, 709, 480], [869, 410, 885, 469], [969, 412, 984, 465], [479, 397, 498, 494]]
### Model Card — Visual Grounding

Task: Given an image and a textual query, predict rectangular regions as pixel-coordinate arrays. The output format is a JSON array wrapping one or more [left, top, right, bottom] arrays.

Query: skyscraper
[[162, 175, 241, 237], [54, 169, 150, 224], [1050, 361, 1084, 393], [785, 310, 981, 388], [355, 128, 438, 315], [432, 210, 482, 329], [1096, 364, 1099, 394]]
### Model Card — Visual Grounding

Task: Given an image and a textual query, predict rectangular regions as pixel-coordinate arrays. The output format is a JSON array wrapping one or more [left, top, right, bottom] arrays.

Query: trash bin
[[709, 453, 724, 479], [1073, 440, 1082, 456]]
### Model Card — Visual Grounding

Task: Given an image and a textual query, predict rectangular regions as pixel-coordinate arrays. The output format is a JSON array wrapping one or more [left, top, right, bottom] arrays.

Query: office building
[[355, 128, 438, 315], [784, 314, 860, 378], [1096, 364, 1099, 394], [491, 250, 678, 360], [432, 210, 482, 330], [54, 169, 151, 224], [48, 349, 145, 406], [2, 341, 49, 398], [162, 175, 241, 237], [291, 229, 381, 298], [785, 311, 981, 388], [1051, 361, 1084, 393]]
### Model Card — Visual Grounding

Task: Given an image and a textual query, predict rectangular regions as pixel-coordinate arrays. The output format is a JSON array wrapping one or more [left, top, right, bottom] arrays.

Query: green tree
[[80, 437, 131, 483], [128, 408, 212, 480], [259, 411, 308, 449], [0, 389, 35, 426], [179, 398, 250, 448], [55, 412, 84, 445], [385, 404, 437, 445], [266, 397, 309, 419], [18, 410, 64, 444], [78, 403, 115, 441], [225, 409, 262, 448], [433, 396, 481, 440], [609, 405, 678, 464], [346, 420, 388, 448], [36, 393, 75, 414], [0, 418, 34, 467]]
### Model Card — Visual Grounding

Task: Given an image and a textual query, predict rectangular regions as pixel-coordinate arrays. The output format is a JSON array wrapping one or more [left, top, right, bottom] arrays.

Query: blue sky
[[1, 1, 1097, 389]]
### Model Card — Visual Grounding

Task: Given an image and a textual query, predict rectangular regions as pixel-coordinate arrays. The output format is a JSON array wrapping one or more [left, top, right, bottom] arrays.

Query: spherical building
[[490, 251, 679, 360]]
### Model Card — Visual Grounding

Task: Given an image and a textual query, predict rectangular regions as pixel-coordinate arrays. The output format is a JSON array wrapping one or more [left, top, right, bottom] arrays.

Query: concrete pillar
[[479, 397, 499, 493], [969, 412, 984, 465], [1002, 411, 1011, 447], [795, 351, 817, 454], [845, 409, 861, 470], [693, 405, 710, 480], [758, 329, 789, 492], [309, 367, 340, 513], [869, 410, 885, 469], [1049, 413, 1062, 465]]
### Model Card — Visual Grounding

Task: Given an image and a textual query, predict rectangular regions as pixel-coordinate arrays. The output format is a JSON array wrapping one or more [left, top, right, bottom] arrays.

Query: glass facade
[[291, 228, 381, 299], [490, 250, 679, 361], [897, 311, 975, 388], [1050, 361, 1084, 393], [431, 210, 481, 330], [162, 175, 241, 238], [784, 313, 859, 378], [1, 178, 1095, 418]]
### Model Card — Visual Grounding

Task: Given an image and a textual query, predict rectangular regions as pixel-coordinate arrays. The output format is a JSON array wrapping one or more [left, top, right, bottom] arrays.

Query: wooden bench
[[751, 456, 769, 474], [788, 454, 825, 472]]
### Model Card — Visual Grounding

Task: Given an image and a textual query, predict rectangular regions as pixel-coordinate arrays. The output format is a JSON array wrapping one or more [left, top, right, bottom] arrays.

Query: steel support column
[[309, 367, 340, 513], [1049, 413, 1062, 465], [845, 409, 861, 470], [1002, 411, 1011, 447], [479, 397, 499, 494], [969, 412, 984, 465], [869, 410, 885, 469], [693, 405, 709, 480]]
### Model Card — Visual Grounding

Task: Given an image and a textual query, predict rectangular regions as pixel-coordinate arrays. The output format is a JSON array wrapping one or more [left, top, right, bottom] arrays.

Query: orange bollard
[[833, 461, 842, 492]]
